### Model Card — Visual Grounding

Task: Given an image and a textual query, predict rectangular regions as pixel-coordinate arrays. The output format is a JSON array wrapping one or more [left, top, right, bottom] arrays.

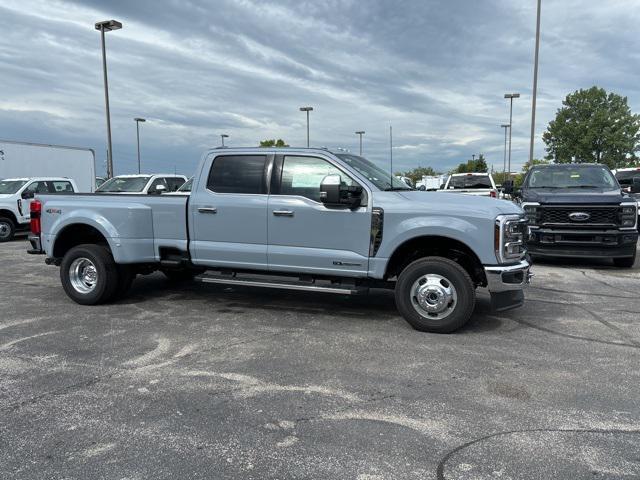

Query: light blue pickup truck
[[28, 148, 531, 333]]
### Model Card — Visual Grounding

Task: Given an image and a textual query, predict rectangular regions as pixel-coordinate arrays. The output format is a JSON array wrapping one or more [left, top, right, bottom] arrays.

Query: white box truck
[[0, 140, 96, 193]]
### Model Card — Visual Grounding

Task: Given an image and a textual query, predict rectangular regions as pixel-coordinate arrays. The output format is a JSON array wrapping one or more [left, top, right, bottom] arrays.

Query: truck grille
[[539, 206, 620, 227]]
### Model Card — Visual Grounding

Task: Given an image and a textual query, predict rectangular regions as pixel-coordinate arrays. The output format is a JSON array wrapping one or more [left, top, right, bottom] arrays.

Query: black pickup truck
[[508, 163, 638, 268]]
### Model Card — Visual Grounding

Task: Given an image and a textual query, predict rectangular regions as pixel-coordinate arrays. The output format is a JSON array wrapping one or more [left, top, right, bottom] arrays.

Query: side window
[[165, 177, 184, 192], [149, 177, 168, 192], [279, 156, 354, 202], [207, 155, 267, 194], [24, 182, 40, 194], [51, 181, 74, 193]]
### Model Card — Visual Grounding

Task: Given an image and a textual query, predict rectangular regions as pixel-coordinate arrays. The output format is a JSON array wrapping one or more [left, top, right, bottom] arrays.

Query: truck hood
[[384, 190, 521, 216], [522, 187, 624, 204]]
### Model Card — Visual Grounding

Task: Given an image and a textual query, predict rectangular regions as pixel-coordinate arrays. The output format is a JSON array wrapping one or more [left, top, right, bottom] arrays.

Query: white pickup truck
[[438, 173, 498, 198], [0, 177, 78, 241]]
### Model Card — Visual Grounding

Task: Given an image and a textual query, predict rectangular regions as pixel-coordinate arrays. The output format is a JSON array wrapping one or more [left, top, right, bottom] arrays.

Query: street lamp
[[501, 124, 510, 177], [355, 131, 365, 155], [220, 134, 229, 147], [134, 118, 145, 174], [299, 106, 313, 147], [529, 0, 542, 164], [504, 93, 520, 175], [95, 19, 122, 179]]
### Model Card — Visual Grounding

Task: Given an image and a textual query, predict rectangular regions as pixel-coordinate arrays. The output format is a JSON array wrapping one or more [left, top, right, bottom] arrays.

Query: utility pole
[[220, 134, 228, 147], [501, 124, 510, 177], [95, 20, 122, 179], [529, 0, 542, 164], [504, 93, 520, 175], [134, 117, 145, 174], [390, 124, 393, 180], [299, 106, 313, 147], [355, 131, 365, 155]]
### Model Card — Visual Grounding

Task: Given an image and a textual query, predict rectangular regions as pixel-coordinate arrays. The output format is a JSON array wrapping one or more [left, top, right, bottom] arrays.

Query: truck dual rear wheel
[[60, 244, 119, 305], [395, 256, 475, 333], [0, 217, 15, 242]]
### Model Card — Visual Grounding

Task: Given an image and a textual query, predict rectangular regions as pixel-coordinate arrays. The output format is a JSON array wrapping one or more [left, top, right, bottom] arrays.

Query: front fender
[[376, 215, 495, 265]]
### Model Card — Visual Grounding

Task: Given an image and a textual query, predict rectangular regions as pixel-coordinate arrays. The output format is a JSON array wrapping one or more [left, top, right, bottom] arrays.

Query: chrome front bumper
[[484, 259, 532, 293]]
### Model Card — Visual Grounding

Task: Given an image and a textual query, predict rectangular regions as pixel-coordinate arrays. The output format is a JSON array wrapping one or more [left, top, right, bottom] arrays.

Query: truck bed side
[[38, 194, 189, 263]]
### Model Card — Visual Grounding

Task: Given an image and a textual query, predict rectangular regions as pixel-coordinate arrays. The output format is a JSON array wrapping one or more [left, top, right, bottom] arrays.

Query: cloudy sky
[[1, 0, 639, 177]]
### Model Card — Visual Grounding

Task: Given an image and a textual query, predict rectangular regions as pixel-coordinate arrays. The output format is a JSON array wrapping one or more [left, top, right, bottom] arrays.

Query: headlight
[[521, 202, 539, 225], [621, 203, 638, 229], [495, 214, 527, 263]]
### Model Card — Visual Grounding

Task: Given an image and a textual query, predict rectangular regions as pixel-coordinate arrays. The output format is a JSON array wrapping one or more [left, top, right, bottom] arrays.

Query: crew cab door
[[267, 154, 371, 276], [190, 153, 271, 269]]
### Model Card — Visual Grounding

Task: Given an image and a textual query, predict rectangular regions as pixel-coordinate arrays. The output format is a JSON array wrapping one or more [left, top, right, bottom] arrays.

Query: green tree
[[542, 86, 640, 168], [398, 166, 438, 184], [259, 139, 289, 147], [453, 154, 488, 174]]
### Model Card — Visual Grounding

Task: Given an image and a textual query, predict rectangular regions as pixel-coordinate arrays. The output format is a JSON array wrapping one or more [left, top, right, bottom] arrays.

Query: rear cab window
[[207, 155, 267, 194], [448, 175, 493, 189]]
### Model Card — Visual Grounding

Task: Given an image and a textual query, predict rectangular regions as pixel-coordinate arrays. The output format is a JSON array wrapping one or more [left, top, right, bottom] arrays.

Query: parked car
[[507, 163, 638, 267], [27, 148, 531, 333], [438, 173, 498, 197], [0, 177, 78, 241], [95, 174, 187, 194], [0, 139, 95, 192]]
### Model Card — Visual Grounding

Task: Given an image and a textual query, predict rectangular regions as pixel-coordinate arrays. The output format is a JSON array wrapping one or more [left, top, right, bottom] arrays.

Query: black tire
[[0, 217, 16, 242], [60, 244, 119, 305], [613, 251, 636, 268], [161, 269, 197, 282], [395, 256, 476, 333], [111, 265, 136, 300]]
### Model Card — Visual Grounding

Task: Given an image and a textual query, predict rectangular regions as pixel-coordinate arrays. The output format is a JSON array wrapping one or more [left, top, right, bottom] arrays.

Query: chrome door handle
[[273, 210, 294, 217], [198, 207, 217, 214]]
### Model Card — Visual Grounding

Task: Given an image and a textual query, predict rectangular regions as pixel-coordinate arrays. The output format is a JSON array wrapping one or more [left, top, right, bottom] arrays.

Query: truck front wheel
[[0, 217, 15, 242], [613, 250, 636, 268], [60, 244, 119, 305], [395, 256, 475, 333]]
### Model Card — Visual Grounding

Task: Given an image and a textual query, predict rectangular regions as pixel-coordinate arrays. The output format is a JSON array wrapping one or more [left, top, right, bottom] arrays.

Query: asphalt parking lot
[[1, 239, 639, 479]]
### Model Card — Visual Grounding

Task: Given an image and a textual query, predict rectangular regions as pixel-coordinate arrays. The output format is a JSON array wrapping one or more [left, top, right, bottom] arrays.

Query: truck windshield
[[448, 175, 492, 189], [525, 165, 617, 189], [0, 180, 27, 194], [615, 169, 640, 186], [335, 154, 412, 190], [97, 176, 151, 193]]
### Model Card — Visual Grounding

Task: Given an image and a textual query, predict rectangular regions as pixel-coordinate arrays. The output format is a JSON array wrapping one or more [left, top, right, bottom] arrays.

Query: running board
[[195, 273, 367, 295]]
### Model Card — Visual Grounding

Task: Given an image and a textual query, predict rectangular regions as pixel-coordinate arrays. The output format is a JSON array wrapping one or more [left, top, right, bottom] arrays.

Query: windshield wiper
[[384, 187, 412, 191], [563, 185, 603, 189]]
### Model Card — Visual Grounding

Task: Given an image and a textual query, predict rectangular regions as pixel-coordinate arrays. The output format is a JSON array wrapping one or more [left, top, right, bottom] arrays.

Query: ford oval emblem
[[568, 212, 590, 221]]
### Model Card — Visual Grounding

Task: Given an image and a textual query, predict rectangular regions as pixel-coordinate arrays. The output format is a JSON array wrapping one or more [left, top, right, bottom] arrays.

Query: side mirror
[[320, 175, 363, 209], [150, 184, 167, 194], [631, 177, 640, 194], [502, 180, 514, 195], [439, 183, 445, 190], [21, 191, 35, 199]]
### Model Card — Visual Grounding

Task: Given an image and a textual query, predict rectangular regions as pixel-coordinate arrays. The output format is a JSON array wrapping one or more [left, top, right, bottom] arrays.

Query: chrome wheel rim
[[69, 258, 98, 294], [0, 222, 11, 239], [410, 274, 457, 320]]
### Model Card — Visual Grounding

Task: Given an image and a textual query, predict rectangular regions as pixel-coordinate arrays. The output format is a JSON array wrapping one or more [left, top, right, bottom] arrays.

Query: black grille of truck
[[539, 206, 620, 227]]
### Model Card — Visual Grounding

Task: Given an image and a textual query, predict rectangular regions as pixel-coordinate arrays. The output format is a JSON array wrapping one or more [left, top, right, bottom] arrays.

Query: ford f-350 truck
[[27, 148, 531, 333]]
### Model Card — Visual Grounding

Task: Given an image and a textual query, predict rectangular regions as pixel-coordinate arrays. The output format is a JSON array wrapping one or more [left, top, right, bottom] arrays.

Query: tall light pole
[[501, 124, 510, 177], [389, 124, 393, 178], [134, 117, 145, 174], [95, 20, 122, 179], [220, 134, 229, 147], [355, 131, 365, 155], [504, 93, 520, 175], [299, 106, 313, 147], [529, 0, 542, 163]]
